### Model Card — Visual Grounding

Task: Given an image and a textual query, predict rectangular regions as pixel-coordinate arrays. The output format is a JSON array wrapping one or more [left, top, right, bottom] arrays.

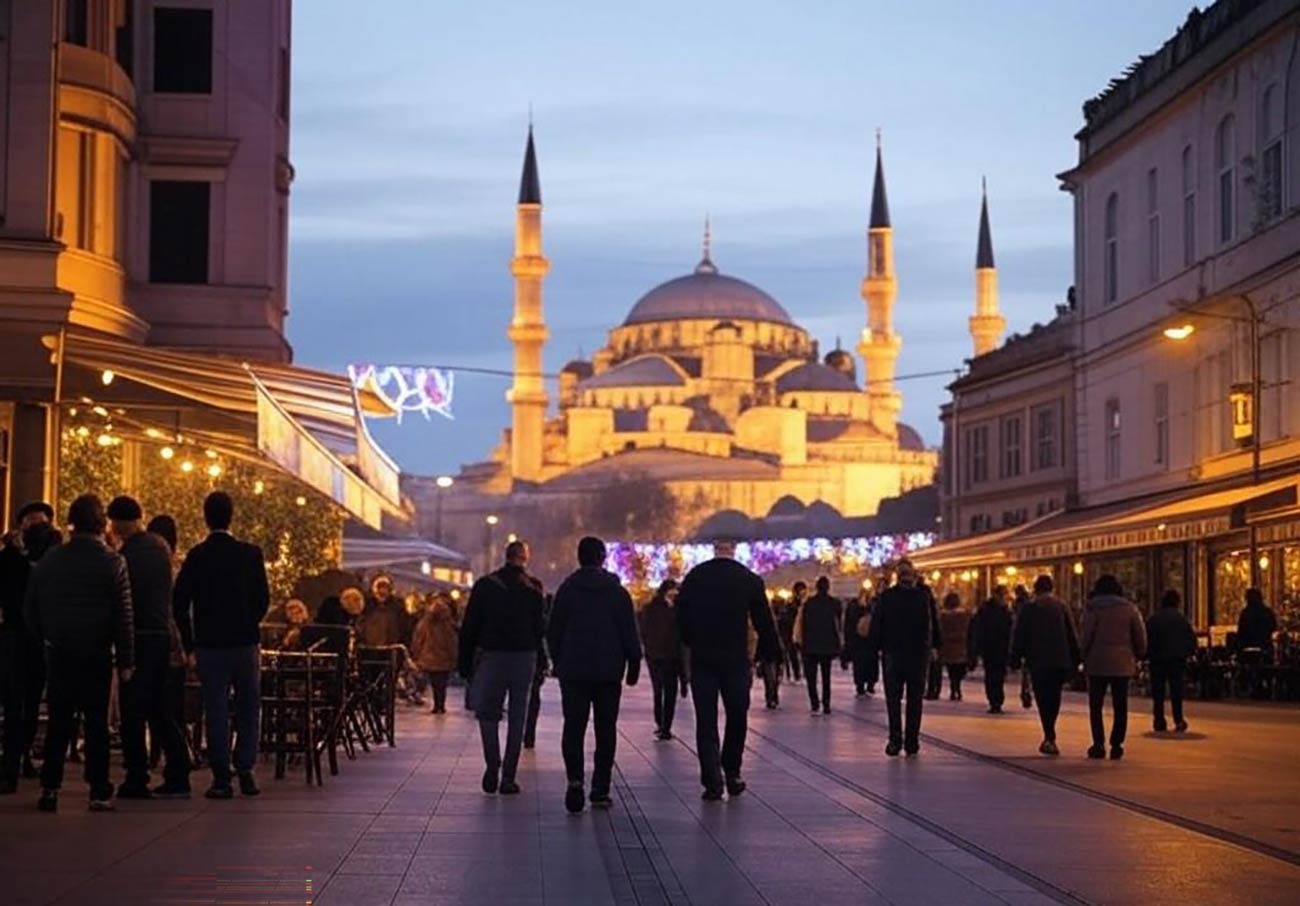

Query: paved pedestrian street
[[2, 670, 1297, 906]]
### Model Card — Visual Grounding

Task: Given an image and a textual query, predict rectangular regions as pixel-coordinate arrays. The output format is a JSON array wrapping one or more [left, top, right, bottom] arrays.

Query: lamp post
[[433, 474, 454, 544], [1162, 294, 1265, 584]]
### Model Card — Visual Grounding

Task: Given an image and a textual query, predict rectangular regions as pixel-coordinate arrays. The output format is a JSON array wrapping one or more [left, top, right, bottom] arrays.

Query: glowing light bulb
[[76, 426, 90, 438], [1163, 324, 1195, 341], [295, 495, 307, 506], [1073, 561, 1085, 576], [96, 433, 114, 447], [1259, 555, 1270, 570], [253, 480, 265, 495], [205, 449, 218, 459], [160, 446, 175, 460], [101, 369, 115, 386], [421, 561, 432, 576], [180, 460, 195, 473], [206, 463, 222, 478], [435, 475, 454, 489]]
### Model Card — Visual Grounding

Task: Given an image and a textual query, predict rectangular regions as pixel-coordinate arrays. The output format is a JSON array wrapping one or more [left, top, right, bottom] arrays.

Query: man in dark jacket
[[677, 542, 780, 800], [639, 579, 684, 739], [548, 537, 641, 814], [1010, 575, 1081, 756], [0, 501, 60, 794], [969, 585, 1013, 714], [108, 496, 190, 799], [458, 540, 545, 796], [841, 584, 879, 696], [24, 494, 135, 812], [774, 583, 803, 682], [173, 491, 270, 800], [1147, 589, 1197, 733], [1236, 587, 1278, 699], [801, 576, 842, 714], [867, 559, 940, 756]]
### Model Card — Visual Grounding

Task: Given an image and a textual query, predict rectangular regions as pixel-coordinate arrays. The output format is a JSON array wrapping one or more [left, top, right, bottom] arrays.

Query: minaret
[[858, 131, 902, 438], [507, 124, 550, 483], [969, 178, 1006, 357]]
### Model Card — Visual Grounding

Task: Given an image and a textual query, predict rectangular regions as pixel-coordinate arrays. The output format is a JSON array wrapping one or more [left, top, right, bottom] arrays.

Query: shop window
[[1181, 145, 1195, 267], [153, 7, 213, 94], [1216, 114, 1235, 244], [149, 180, 209, 284], [1104, 398, 1121, 481], [1000, 414, 1022, 479]]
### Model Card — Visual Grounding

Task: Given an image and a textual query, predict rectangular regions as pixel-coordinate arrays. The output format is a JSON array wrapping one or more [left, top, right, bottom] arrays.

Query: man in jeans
[[548, 537, 641, 813], [173, 492, 270, 799], [677, 541, 780, 801], [24, 494, 135, 812], [458, 540, 545, 796], [867, 559, 940, 757], [1009, 575, 1081, 757]]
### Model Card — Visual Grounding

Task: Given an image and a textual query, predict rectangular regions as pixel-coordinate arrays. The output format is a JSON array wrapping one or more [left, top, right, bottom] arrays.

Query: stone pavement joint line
[[611, 759, 692, 905]]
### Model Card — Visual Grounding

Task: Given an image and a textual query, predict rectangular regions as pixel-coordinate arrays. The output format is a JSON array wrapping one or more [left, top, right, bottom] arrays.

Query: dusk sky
[[287, 0, 1193, 477]]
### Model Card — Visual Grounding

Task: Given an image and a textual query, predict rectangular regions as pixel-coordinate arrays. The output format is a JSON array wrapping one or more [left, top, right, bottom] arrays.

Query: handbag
[[855, 613, 871, 639]]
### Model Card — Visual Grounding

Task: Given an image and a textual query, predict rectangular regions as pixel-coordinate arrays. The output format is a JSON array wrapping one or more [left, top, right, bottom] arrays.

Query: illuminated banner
[[1230, 382, 1254, 444], [348, 364, 454, 424]]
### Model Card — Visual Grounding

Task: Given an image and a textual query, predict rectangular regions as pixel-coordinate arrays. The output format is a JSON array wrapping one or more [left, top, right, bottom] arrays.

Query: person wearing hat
[[108, 496, 191, 799], [0, 501, 61, 793]]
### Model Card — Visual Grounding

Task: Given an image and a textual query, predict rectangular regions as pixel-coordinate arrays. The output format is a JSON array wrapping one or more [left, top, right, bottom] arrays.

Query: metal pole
[[49, 327, 67, 512], [434, 490, 444, 545], [1246, 296, 1261, 587]]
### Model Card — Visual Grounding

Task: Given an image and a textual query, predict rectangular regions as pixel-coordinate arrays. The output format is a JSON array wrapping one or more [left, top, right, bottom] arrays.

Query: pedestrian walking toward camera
[[1082, 575, 1146, 760], [548, 537, 641, 814], [173, 491, 270, 800], [1009, 575, 1080, 756], [458, 540, 545, 796], [640, 579, 686, 739], [410, 593, 458, 714], [677, 541, 780, 800], [1146, 589, 1196, 734], [108, 496, 190, 800], [969, 585, 1013, 713], [800, 576, 842, 714], [938, 592, 972, 701], [842, 583, 879, 696], [24, 495, 135, 812], [774, 583, 804, 682], [868, 559, 941, 757]]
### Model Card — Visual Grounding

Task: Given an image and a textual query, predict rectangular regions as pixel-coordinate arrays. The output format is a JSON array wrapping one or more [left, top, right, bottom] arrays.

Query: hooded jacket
[[1082, 594, 1147, 677], [547, 566, 641, 684]]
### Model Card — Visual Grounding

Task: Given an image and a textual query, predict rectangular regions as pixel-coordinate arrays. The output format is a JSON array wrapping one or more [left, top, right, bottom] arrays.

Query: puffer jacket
[[24, 533, 134, 667], [410, 601, 458, 672], [1082, 594, 1147, 677]]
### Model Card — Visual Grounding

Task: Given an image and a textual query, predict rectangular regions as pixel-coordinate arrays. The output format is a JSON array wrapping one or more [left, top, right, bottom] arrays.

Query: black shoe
[[499, 779, 521, 795], [151, 783, 191, 800], [810, 704, 821, 714], [866, 685, 876, 695], [1086, 746, 1106, 760], [116, 784, 153, 800], [1021, 694, 1033, 709], [88, 795, 116, 812], [523, 739, 535, 750], [659, 729, 674, 741], [988, 705, 1002, 714], [1038, 740, 1060, 756], [904, 743, 920, 757], [482, 768, 499, 794], [1175, 720, 1188, 734], [589, 789, 612, 808], [725, 775, 746, 798], [205, 783, 234, 800], [21, 756, 39, 779], [565, 783, 585, 814], [855, 689, 866, 698], [884, 741, 902, 757], [238, 772, 260, 797], [1109, 746, 1124, 761], [822, 705, 831, 715], [1153, 721, 1168, 733], [701, 787, 724, 802], [37, 789, 58, 812]]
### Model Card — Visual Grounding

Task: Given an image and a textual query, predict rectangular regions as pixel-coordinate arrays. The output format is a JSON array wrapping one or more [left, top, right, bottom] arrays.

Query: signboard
[[348, 364, 454, 424], [1230, 382, 1254, 444]]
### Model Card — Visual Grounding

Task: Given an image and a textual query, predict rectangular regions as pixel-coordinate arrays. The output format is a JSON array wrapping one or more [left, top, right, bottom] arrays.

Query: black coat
[[24, 533, 135, 667], [800, 592, 843, 657], [842, 599, 872, 656], [969, 598, 1013, 666], [120, 531, 176, 638], [548, 567, 641, 684], [1146, 606, 1197, 662], [1010, 594, 1080, 672], [173, 532, 270, 651], [867, 583, 940, 660], [639, 594, 683, 662], [1236, 602, 1278, 651], [458, 564, 546, 678], [676, 557, 780, 669]]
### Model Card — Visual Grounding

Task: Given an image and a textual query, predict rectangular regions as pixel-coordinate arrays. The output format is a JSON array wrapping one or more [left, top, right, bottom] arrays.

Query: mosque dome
[[823, 347, 856, 380], [623, 257, 793, 327]]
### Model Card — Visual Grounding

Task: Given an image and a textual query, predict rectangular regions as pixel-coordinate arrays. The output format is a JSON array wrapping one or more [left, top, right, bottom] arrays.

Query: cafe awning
[[342, 535, 473, 589], [46, 331, 407, 530]]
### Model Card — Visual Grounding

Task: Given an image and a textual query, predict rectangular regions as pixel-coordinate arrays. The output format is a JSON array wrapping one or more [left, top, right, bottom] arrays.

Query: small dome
[[561, 359, 593, 378], [897, 423, 926, 452], [775, 362, 857, 393], [624, 267, 793, 327], [823, 348, 856, 379]]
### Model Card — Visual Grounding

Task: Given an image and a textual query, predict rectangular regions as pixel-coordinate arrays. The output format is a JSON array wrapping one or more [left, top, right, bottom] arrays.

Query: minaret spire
[[970, 177, 1005, 357], [508, 123, 550, 483], [696, 213, 717, 274], [859, 129, 901, 438]]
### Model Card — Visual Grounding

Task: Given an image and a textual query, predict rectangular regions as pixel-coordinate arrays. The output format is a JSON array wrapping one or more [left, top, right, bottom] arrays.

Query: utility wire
[[359, 363, 961, 388]]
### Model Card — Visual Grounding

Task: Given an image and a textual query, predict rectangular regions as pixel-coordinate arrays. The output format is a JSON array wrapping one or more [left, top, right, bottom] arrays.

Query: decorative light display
[[605, 533, 933, 586], [348, 364, 454, 424]]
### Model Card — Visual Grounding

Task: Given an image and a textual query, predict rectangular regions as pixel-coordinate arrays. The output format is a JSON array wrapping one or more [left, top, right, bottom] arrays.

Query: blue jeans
[[197, 645, 260, 783], [472, 650, 535, 781]]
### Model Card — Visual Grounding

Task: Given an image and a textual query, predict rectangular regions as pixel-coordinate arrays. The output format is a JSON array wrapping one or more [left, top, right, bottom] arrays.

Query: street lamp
[[483, 514, 499, 571], [433, 474, 454, 544]]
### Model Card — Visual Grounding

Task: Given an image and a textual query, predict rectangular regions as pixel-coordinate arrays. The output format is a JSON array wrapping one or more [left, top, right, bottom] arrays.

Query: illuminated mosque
[[451, 127, 1003, 526]]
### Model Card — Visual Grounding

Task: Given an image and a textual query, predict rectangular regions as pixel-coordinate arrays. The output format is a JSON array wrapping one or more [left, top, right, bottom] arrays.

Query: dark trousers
[[983, 661, 1007, 710], [151, 664, 192, 784], [425, 671, 450, 712], [40, 651, 112, 797], [1, 630, 45, 784], [523, 668, 544, 745], [196, 645, 261, 783], [1149, 659, 1185, 728], [648, 658, 681, 731], [946, 663, 968, 698], [1088, 675, 1130, 749], [690, 662, 751, 790], [925, 656, 943, 699], [472, 650, 535, 781], [883, 655, 927, 749], [559, 679, 621, 792], [759, 660, 780, 707], [1030, 668, 1068, 741], [781, 638, 801, 681], [803, 654, 833, 709], [849, 645, 878, 692], [120, 636, 189, 790]]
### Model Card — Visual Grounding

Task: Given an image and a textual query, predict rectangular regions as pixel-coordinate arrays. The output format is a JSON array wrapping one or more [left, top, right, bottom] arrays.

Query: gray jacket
[[1082, 594, 1147, 677]]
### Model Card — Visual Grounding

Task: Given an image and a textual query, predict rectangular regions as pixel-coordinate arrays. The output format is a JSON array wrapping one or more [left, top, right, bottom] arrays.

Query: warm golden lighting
[[101, 370, 115, 386], [507, 532, 518, 543], [206, 464, 222, 478], [76, 426, 90, 438], [180, 460, 195, 473], [160, 446, 175, 460], [1005, 565, 1018, 577], [92, 405, 108, 417], [1163, 324, 1195, 341], [145, 427, 162, 439], [450, 589, 461, 601], [1073, 561, 1084, 576], [486, 514, 500, 526], [930, 569, 941, 581], [861, 578, 873, 590], [1259, 555, 1270, 570], [253, 480, 265, 495], [420, 561, 432, 576], [1156, 522, 1167, 531], [435, 475, 454, 489], [96, 433, 114, 447], [295, 495, 308, 507], [205, 449, 218, 459]]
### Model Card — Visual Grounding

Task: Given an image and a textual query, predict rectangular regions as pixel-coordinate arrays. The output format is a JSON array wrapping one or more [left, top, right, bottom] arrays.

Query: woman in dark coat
[[800, 577, 843, 714], [638, 580, 685, 739], [969, 585, 1013, 713], [841, 586, 879, 696]]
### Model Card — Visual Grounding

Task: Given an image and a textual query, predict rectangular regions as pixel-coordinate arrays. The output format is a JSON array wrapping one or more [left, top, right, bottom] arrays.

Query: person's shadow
[[1143, 730, 1208, 741]]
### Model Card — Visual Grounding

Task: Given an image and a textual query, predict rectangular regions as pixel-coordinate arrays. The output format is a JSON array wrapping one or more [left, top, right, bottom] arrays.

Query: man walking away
[[842, 585, 878, 696], [108, 497, 190, 799], [1009, 575, 1080, 756], [0, 502, 60, 794], [677, 541, 780, 801], [867, 559, 940, 757], [24, 495, 134, 812], [774, 583, 804, 682], [800, 577, 842, 714], [1012, 585, 1034, 708], [523, 593, 552, 750], [173, 492, 270, 799], [548, 537, 641, 813], [1146, 589, 1196, 734], [938, 592, 972, 701], [1082, 575, 1146, 760], [969, 585, 1012, 713], [1235, 588, 1278, 699], [458, 540, 545, 796], [639, 579, 685, 739]]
